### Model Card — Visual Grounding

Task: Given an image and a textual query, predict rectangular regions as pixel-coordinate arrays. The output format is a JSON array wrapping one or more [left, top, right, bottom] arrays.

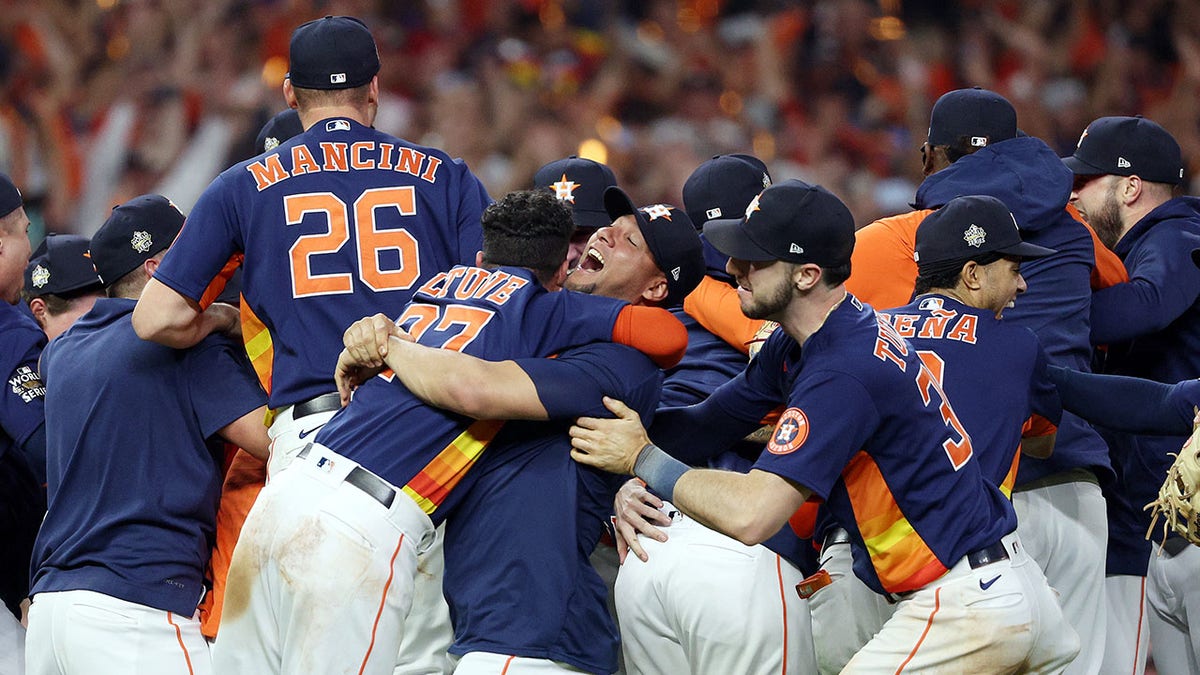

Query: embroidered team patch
[[768, 407, 809, 455], [8, 365, 45, 403]]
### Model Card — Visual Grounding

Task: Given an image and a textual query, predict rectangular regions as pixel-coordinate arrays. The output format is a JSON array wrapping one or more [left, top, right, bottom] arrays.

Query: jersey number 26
[[286, 187, 420, 298]]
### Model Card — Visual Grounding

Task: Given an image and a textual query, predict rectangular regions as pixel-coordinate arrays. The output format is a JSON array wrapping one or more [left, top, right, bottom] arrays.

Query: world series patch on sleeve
[[1146, 414, 1200, 547], [8, 365, 45, 404]]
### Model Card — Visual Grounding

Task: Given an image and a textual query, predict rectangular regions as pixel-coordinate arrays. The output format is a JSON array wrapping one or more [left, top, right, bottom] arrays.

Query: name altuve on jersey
[[247, 141, 443, 191]]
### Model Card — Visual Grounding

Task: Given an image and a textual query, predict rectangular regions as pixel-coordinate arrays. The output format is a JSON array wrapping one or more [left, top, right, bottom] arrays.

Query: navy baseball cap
[[90, 194, 186, 287], [1062, 116, 1184, 185], [24, 234, 103, 296], [288, 16, 380, 90], [604, 186, 705, 306], [255, 109, 304, 154], [915, 195, 1056, 272], [704, 179, 855, 267], [0, 172, 22, 220], [927, 87, 1017, 151], [682, 154, 773, 228], [534, 157, 618, 231]]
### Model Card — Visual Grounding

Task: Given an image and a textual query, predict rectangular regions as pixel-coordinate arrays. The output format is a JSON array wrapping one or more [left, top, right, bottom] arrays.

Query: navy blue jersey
[[732, 296, 1015, 595], [443, 343, 661, 673], [915, 136, 1113, 488], [879, 296, 1061, 493], [32, 299, 266, 615], [315, 265, 630, 524], [153, 117, 490, 408], [0, 302, 46, 462], [1091, 197, 1200, 575]]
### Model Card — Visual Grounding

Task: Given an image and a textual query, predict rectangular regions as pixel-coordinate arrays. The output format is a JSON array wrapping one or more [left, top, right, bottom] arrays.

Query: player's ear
[[144, 257, 161, 279], [283, 78, 298, 110], [550, 258, 570, 289], [28, 297, 46, 325], [642, 275, 668, 304], [475, 250, 484, 267], [959, 261, 983, 291]]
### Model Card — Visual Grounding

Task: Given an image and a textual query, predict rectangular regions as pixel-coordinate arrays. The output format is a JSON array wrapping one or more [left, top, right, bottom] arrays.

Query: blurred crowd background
[[2, 0, 1199, 243]]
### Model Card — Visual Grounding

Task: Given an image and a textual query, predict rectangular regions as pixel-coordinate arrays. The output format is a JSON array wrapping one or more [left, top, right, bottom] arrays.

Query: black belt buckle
[[966, 541, 1009, 569], [822, 527, 852, 550], [345, 466, 396, 509], [293, 392, 341, 418]]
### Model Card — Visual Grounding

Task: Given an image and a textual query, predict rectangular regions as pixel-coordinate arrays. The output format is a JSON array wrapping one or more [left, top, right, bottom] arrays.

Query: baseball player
[[608, 154, 820, 675], [808, 194, 1062, 672], [570, 179, 1080, 672], [534, 156, 619, 269], [333, 190, 707, 674], [835, 88, 1120, 675], [0, 173, 42, 675], [131, 16, 491, 476], [24, 195, 270, 675], [212, 189, 693, 674], [22, 234, 105, 341], [1065, 116, 1200, 675]]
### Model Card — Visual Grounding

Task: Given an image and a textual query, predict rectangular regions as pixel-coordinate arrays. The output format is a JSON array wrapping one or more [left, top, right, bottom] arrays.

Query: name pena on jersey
[[877, 303, 979, 345], [246, 141, 444, 192]]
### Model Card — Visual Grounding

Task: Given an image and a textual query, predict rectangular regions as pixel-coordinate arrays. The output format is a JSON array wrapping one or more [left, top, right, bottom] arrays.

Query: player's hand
[[206, 303, 241, 340], [570, 397, 651, 475], [612, 478, 671, 563], [342, 313, 402, 368], [334, 348, 384, 406]]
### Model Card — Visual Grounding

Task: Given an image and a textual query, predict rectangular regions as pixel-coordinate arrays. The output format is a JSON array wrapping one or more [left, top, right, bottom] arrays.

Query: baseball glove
[[1145, 416, 1200, 547]]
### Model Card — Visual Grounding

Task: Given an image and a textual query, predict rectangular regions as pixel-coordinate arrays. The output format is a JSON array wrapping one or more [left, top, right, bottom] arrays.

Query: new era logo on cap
[[789, 243, 803, 255], [671, 266, 681, 281], [1118, 157, 1131, 168]]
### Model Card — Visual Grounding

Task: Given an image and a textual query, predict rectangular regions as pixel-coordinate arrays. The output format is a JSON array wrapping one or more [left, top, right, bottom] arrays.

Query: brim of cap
[[571, 208, 612, 231], [603, 187, 637, 221], [996, 241, 1057, 260], [1061, 155, 1106, 176], [703, 217, 776, 262]]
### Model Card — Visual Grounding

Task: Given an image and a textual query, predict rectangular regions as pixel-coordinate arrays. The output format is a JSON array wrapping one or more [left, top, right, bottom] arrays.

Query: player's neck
[[298, 105, 372, 130], [778, 285, 847, 346]]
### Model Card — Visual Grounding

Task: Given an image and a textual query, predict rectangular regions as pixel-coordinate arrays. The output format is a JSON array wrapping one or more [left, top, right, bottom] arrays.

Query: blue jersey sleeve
[[451, 158, 490, 263], [186, 335, 268, 438], [154, 173, 243, 302], [752, 368, 879, 500], [518, 343, 662, 425], [522, 290, 626, 355], [0, 311, 47, 451], [1091, 227, 1200, 344], [1028, 341, 1062, 425]]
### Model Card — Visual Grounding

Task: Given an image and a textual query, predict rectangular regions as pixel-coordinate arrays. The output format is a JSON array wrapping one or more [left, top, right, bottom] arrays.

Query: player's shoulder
[[857, 208, 932, 245], [0, 302, 44, 345]]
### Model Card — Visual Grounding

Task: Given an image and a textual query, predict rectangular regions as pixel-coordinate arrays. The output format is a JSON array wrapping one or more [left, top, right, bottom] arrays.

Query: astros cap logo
[[641, 204, 673, 220], [744, 192, 763, 219], [552, 174, 579, 203]]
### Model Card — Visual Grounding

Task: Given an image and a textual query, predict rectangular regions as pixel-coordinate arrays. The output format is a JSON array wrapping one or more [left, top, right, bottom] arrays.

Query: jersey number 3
[[915, 351, 974, 471], [286, 187, 420, 298]]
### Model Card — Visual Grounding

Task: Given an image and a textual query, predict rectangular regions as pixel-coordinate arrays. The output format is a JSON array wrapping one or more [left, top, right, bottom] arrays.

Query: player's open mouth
[[579, 248, 605, 272]]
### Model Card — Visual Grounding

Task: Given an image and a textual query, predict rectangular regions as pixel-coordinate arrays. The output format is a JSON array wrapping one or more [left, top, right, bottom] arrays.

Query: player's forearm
[[383, 337, 548, 420], [637, 445, 804, 546], [133, 279, 234, 348]]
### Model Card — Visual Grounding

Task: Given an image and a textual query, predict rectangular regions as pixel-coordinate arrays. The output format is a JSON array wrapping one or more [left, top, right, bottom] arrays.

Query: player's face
[[727, 257, 794, 321], [566, 227, 598, 270], [977, 256, 1026, 319], [1071, 174, 1124, 249], [565, 216, 665, 304], [0, 207, 32, 304]]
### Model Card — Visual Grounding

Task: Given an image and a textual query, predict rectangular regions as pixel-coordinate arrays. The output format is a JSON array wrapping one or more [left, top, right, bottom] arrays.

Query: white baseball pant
[[1101, 575, 1149, 675], [0, 606, 23, 675], [25, 589, 210, 675], [394, 522, 454, 675], [807, 537, 895, 674], [843, 533, 1079, 673], [265, 396, 339, 477], [1146, 539, 1200, 675], [614, 502, 817, 675], [1012, 478, 1108, 675], [212, 445, 434, 675]]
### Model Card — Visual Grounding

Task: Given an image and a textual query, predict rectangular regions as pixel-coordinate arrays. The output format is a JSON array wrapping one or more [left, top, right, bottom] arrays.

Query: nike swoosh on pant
[[979, 574, 1001, 590]]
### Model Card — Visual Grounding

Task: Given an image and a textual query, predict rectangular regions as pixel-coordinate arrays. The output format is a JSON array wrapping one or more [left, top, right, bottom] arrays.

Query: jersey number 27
[[286, 187, 420, 298]]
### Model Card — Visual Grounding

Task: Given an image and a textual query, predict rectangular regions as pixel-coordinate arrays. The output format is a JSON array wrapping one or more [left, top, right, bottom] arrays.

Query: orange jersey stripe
[[999, 450, 1020, 499], [240, 300, 273, 394], [843, 452, 947, 592], [402, 419, 505, 514]]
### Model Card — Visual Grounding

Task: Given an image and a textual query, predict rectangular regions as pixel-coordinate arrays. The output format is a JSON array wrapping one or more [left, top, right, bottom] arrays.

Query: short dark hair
[[821, 261, 851, 287], [913, 252, 1004, 295], [480, 190, 574, 282], [291, 82, 371, 109]]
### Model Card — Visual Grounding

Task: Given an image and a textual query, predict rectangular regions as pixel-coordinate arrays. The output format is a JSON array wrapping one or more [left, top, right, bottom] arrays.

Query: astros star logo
[[767, 408, 809, 455], [744, 192, 763, 219], [641, 204, 673, 221], [552, 174, 579, 203]]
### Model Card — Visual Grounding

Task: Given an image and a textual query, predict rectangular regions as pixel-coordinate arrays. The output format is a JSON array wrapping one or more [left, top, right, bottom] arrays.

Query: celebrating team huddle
[[5, 11, 1200, 675]]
